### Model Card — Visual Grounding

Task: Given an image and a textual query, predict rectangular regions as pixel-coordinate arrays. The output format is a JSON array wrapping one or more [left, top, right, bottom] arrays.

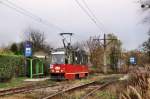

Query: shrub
[[0, 55, 25, 82]]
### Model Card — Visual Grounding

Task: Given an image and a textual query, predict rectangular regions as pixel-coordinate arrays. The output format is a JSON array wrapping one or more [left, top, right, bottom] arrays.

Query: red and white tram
[[50, 48, 89, 80]]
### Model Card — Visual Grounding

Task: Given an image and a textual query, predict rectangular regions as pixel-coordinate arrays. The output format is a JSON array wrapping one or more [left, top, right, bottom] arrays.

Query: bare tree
[[24, 28, 51, 53], [86, 36, 104, 71]]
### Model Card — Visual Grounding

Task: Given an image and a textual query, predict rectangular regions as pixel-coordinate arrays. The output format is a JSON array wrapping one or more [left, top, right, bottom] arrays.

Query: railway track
[[42, 78, 118, 99], [81, 80, 116, 99], [0, 74, 123, 99], [42, 81, 96, 99], [0, 84, 57, 97]]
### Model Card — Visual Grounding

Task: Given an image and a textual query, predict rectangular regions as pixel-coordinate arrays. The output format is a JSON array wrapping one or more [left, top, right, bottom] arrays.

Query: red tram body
[[49, 48, 89, 80]]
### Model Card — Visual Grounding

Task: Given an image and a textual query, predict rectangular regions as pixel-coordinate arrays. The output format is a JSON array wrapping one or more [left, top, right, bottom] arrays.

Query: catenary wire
[[0, 0, 65, 32], [81, 0, 108, 33], [74, 0, 105, 33]]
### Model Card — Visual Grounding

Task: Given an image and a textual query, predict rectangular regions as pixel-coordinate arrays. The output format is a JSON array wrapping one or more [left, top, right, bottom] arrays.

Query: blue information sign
[[24, 41, 32, 57], [129, 57, 136, 65]]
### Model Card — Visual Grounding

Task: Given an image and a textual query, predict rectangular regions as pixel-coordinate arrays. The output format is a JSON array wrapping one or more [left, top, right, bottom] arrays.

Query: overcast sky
[[0, 0, 149, 50]]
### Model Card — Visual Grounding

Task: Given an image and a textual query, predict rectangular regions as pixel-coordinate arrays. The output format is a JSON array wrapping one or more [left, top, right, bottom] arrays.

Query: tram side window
[[65, 58, 68, 64], [85, 54, 88, 65], [80, 52, 86, 65], [74, 52, 77, 64], [74, 51, 88, 65], [82, 54, 85, 65], [79, 53, 88, 65], [72, 52, 76, 64], [83, 54, 87, 65], [79, 52, 83, 64], [75, 51, 81, 64], [77, 52, 81, 64], [81, 54, 84, 65], [84, 55, 88, 65]]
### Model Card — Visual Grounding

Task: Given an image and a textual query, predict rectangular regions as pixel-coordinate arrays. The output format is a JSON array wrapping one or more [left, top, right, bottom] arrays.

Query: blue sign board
[[129, 57, 136, 65], [24, 41, 32, 57]]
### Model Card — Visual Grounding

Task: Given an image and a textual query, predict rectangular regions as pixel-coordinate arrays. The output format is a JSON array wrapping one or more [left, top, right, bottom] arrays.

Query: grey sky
[[0, 0, 149, 50]]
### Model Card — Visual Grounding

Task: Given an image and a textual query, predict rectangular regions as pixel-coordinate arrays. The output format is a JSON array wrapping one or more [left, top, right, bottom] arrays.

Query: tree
[[139, 1, 150, 62], [107, 34, 122, 71], [86, 35, 104, 72], [18, 42, 24, 55], [24, 29, 51, 53], [142, 32, 150, 61], [140, 0, 150, 23], [86, 34, 122, 72], [10, 43, 18, 54]]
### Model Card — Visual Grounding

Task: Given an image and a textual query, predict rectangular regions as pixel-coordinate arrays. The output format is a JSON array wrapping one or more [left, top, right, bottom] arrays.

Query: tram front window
[[51, 54, 65, 64]]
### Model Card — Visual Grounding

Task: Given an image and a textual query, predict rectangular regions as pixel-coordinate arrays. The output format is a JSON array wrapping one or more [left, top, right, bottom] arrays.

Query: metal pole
[[36, 60, 39, 76], [24, 57, 27, 76], [103, 34, 107, 73], [103, 51, 107, 73], [30, 59, 33, 78], [41, 61, 44, 74], [24, 41, 27, 77]]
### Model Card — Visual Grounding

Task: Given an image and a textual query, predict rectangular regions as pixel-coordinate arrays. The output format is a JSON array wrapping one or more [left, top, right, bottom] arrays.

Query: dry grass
[[119, 66, 150, 99], [55, 90, 85, 99]]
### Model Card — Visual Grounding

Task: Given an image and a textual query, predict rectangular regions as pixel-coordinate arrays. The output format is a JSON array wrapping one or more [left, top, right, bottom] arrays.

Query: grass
[[95, 91, 116, 99], [60, 90, 116, 99], [36, 79, 56, 86], [62, 91, 85, 99], [0, 77, 27, 89], [0, 77, 55, 89]]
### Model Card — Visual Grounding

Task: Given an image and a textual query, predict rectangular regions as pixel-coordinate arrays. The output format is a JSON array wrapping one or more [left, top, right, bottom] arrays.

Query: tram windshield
[[51, 54, 65, 64]]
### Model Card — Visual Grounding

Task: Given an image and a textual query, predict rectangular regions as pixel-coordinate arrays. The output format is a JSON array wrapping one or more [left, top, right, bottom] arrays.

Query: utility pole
[[94, 33, 117, 74], [103, 34, 107, 74]]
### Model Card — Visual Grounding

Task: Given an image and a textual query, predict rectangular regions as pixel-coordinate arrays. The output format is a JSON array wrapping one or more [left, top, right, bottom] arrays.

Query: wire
[[81, 0, 108, 32], [74, 0, 105, 33], [0, 0, 65, 32]]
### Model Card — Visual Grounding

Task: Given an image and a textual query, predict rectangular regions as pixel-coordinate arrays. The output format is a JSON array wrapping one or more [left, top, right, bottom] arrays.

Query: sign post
[[24, 41, 32, 76], [24, 41, 32, 57], [129, 57, 136, 65]]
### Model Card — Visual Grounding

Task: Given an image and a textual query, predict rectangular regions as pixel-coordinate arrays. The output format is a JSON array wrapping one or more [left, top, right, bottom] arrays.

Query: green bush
[[0, 55, 25, 82]]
